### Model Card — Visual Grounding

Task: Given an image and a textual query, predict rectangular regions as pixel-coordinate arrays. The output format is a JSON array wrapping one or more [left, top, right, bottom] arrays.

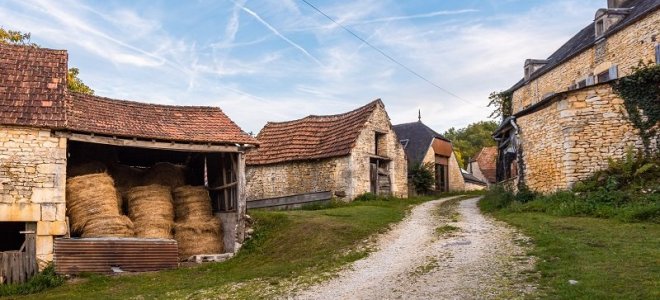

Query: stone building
[[0, 44, 257, 267], [468, 146, 497, 186], [393, 121, 465, 193], [246, 100, 408, 202], [494, 0, 660, 193]]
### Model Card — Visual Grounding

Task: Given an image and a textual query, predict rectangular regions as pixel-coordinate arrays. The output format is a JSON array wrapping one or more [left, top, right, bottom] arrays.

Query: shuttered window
[[656, 43, 660, 64]]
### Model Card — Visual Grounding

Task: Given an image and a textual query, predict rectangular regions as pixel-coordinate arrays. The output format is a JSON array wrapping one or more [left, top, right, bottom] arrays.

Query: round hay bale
[[174, 216, 223, 258], [67, 161, 107, 178], [126, 185, 175, 239], [66, 173, 122, 234], [173, 186, 213, 222], [108, 164, 145, 194], [82, 215, 134, 238], [143, 162, 186, 189]]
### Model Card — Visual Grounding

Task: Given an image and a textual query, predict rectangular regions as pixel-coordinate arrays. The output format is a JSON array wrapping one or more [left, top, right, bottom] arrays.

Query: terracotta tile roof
[[247, 99, 382, 165], [1, 44, 256, 145], [65, 92, 257, 145], [474, 146, 497, 183], [0, 44, 68, 128]]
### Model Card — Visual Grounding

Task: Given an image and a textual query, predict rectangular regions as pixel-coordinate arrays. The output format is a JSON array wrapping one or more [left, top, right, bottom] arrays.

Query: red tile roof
[[474, 146, 497, 183], [65, 92, 257, 145], [1, 44, 256, 145], [247, 100, 382, 165], [0, 44, 68, 128]]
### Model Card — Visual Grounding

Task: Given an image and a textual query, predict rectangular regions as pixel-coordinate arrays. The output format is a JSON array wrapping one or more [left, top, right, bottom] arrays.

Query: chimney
[[607, 0, 633, 9]]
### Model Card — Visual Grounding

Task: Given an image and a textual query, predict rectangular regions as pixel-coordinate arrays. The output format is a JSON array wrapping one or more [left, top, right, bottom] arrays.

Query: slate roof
[[471, 146, 497, 183], [246, 100, 383, 165], [462, 171, 487, 186], [509, 0, 660, 91], [1, 44, 256, 145], [392, 121, 450, 165], [0, 44, 68, 128], [65, 92, 257, 145]]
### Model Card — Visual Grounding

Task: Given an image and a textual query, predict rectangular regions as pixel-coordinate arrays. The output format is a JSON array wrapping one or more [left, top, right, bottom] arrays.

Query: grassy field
[[8, 195, 447, 299], [482, 206, 660, 299]]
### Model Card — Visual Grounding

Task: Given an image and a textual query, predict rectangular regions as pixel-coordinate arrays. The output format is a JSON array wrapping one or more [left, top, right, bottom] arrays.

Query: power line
[[299, 0, 473, 104]]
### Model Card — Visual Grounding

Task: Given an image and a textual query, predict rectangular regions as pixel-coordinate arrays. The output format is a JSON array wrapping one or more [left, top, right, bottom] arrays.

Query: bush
[[0, 264, 65, 296], [408, 162, 435, 194]]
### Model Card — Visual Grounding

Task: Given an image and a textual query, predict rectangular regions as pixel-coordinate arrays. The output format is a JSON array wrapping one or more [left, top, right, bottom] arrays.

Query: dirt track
[[292, 196, 537, 299]]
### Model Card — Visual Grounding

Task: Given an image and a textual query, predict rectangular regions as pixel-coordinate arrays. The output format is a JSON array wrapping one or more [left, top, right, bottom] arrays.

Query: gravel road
[[291, 196, 537, 299]]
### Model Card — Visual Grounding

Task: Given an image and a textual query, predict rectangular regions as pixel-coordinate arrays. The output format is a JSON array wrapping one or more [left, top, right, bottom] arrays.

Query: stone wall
[[513, 9, 659, 113], [464, 181, 486, 191], [0, 125, 67, 267], [517, 84, 647, 192], [349, 104, 408, 198], [245, 156, 350, 201], [468, 161, 488, 186], [420, 142, 465, 192]]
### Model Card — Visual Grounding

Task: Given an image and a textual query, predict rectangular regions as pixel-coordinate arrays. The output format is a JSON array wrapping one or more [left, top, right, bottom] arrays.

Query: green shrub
[[0, 264, 65, 296], [479, 184, 515, 212], [408, 162, 435, 194]]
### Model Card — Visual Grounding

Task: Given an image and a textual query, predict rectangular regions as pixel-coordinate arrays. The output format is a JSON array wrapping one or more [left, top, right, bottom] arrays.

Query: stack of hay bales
[[173, 186, 223, 258], [66, 173, 134, 237], [126, 185, 175, 239], [143, 163, 186, 189]]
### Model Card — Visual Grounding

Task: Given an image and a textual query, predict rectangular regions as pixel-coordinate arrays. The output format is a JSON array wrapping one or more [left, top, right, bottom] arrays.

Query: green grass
[[481, 203, 660, 299], [14, 195, 439, 299]]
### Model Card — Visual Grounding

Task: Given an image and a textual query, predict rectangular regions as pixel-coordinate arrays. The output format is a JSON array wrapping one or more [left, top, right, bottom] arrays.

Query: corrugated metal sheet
[[54, 238, 178, 275]]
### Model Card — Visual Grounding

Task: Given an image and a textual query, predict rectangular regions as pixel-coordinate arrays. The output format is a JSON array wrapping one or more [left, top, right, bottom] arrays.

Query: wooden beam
[[247, 191, 332, 209], [208, 181, 237, 191], [55, 132, 240, 153]]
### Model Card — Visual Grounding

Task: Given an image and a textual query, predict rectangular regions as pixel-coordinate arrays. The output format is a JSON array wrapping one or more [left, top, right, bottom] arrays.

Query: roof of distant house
[[0, 44, 256, 145], [462, 170, 487, 186], [392, 121, 450, 165], [471, 146, 497, 183], [509, 0, 660, 91], [246, 100, 383, 165]]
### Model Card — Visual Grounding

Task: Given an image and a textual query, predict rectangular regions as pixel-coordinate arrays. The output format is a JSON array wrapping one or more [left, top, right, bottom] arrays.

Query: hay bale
[[126, 185, 175, 239], [67, 161, 107, 178], [82, 215, 134, 238], [174, 216, 223, 258], [66, 173, 121, 233], [173, 186, 213, 222], [108, 164, 145, 194], [143, 162, 186, 189]]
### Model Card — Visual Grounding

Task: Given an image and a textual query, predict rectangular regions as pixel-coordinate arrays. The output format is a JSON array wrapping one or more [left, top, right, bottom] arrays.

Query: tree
[[1, 27, 94, 95], [409, 162, 435, 194], [443, 121, 499, 168], [487, 90, 513, 120]]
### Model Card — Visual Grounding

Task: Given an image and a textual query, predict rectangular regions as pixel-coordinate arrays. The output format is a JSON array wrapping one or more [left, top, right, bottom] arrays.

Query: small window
[[595, 20, 605, 37], [399, 139, 409, 149], [597, 65, 618, 83], [577, 79, 587, 89]]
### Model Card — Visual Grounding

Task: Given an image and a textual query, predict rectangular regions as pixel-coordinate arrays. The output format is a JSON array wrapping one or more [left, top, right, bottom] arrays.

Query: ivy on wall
[[613, 61, 660, 152]]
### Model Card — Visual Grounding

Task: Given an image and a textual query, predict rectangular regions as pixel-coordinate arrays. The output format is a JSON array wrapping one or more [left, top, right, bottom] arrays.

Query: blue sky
[[0, 0, 603, 134]]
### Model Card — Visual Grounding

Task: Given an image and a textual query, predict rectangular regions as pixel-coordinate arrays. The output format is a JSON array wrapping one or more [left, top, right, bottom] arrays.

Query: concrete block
[[0, 202, 41, 221], [41, 204, 58, 221], [37, 221, 68, 236], [36, 235, 53, 255]]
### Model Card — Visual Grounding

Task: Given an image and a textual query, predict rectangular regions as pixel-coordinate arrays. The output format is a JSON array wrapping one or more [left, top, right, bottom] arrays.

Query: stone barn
[[393, 120, 465, 193], [494, 0, 659, 192], [0, 44, 257, 275], [246, 99, 407, 206]]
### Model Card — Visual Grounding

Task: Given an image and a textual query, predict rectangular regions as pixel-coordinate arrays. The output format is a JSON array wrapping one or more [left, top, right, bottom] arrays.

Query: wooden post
[[236, 152, 246, 244]]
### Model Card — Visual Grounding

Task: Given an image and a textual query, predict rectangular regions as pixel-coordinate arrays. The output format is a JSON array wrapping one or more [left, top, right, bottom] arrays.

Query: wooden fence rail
[[0, 234, 37, 285]]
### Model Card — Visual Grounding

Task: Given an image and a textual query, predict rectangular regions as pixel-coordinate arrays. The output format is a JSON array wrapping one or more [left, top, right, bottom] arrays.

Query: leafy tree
[[443, 121, 499, 168], [487, 90, 513, 120], [1, 27, 94, 95], [409, 162, 435, 194]]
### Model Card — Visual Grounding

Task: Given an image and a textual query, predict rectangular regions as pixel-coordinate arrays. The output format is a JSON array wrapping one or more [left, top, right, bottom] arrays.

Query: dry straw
[[126, 185, 175, 239], [174, 216, 223, 258], [66, 173, 134, 237], [173, 185, 213, 222], [67, 161, 107, 178], [143, 162, 186, 189]]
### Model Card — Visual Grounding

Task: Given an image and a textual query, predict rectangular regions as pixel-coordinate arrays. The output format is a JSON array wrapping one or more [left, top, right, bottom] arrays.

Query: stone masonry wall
[[421, 141, 465, 192], [513, 9, 659, 112], [517, 84, 647, 192], [0, 125, 67, 267], [468, 161, 489, 186], [245, 156, 350, 201], [350, 105, 408, 199]]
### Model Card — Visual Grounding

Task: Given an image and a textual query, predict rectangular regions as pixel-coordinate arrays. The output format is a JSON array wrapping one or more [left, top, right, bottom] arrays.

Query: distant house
[[468, 146, 497, 186], [246, 100, 408, 204], [0, 44, 256, 271], [494, 0, 659, 192], [461, 170, 488, 191], [393, 121, 465, 193]]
